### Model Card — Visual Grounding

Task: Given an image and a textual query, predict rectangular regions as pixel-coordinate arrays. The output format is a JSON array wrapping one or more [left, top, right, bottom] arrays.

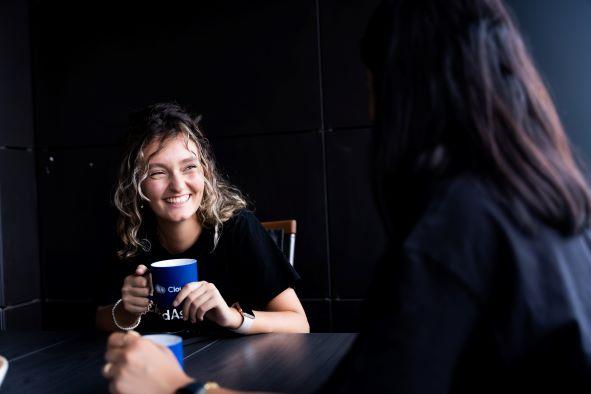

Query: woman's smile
[[164, 194, 191, 206]]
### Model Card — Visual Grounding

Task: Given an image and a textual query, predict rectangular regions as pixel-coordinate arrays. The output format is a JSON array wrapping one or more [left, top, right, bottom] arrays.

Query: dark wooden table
[[0, 332, 356, 393]]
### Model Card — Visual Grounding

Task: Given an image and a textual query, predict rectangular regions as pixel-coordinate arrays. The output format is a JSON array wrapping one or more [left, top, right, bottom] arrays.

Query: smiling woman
[[95, 103, 309, 336]]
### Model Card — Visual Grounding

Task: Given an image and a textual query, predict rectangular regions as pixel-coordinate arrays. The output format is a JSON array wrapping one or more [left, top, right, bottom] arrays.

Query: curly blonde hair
[[114, 103, 247, 259]]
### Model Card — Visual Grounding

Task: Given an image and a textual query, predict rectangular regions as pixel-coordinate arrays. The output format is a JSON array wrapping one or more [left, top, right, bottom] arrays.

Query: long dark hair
[[363, 0, 591, 236]]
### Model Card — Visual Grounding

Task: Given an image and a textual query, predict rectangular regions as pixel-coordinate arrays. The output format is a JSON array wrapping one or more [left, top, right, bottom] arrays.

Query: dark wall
[[4, 0, 589, 332], [506, 0, 591, 164], [0, 0, 41, 330], [31, 0, 385, 332]]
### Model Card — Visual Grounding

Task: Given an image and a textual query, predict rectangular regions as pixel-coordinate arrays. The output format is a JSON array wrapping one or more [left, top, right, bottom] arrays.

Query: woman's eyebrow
[[148, 157, 197, 168], [148, 162, 166, 168]]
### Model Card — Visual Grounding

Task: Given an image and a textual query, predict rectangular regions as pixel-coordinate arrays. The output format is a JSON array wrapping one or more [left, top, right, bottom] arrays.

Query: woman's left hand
[[173, 281, 242, 329]]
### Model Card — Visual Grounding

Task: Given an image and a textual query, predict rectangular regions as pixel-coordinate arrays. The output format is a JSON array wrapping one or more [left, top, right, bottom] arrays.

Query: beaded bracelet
[[112, 299, 152, 330]]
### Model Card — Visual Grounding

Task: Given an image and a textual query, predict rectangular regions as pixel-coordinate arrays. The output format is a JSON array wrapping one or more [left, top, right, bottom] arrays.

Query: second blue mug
[[143, 334, 184, 367]]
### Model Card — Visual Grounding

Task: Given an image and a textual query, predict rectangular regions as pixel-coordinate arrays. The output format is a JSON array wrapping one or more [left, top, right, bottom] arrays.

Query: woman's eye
[[184, 164, 198, 171], [149, 171, 166, 177]]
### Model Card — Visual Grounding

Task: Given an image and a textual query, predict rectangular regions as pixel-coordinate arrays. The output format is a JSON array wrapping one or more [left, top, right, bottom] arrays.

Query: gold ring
[[102, 362, 113, 377]]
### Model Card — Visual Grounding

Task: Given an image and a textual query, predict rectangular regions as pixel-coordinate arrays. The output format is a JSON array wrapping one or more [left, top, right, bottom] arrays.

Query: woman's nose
[[168, 172, 184, 192]]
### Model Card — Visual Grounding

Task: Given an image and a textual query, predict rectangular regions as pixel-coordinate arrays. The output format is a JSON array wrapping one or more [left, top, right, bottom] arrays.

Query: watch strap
[[231, 302, 255, 334], [175, 381, 204, 394], [176, 381, 219, 394]]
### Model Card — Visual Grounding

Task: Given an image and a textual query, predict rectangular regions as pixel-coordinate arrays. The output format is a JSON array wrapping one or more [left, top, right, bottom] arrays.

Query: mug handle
[[143, 269, 156, 314], [146, 270, 154, 297]]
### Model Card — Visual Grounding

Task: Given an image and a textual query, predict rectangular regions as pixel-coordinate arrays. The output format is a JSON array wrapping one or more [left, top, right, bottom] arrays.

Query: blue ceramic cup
[[150, 258, 198, 313], [143, 334, 184, 367]]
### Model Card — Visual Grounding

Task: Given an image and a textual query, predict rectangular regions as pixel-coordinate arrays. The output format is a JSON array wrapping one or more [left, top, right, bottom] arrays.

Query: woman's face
[[141, 134, 205, 224]]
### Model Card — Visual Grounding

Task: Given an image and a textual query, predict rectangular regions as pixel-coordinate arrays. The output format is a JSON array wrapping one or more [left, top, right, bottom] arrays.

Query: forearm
[[248, 310, 310, 334]]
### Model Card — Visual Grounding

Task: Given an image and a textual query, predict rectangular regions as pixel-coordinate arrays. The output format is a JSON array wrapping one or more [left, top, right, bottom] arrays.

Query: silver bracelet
[[112, 299, 142, 330]]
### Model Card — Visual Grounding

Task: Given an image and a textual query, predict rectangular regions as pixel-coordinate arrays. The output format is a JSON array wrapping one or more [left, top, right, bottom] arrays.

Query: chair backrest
[[261, 220, 297, 266]]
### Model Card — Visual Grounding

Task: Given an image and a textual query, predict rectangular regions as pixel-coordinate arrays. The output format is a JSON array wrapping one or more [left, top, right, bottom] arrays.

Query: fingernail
[[172, 301, 177, 307]]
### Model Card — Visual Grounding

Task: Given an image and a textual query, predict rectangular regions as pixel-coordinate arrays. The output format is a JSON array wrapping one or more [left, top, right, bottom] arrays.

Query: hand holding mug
[[121, 265, 151, 315], [103, 331, 193, 394], [173, 281, 242, 329]]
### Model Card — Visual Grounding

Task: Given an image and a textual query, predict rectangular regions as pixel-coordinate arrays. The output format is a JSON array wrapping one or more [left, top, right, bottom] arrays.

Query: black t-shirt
[[99, 209, 300, 335], [322, 174, 591, 393]]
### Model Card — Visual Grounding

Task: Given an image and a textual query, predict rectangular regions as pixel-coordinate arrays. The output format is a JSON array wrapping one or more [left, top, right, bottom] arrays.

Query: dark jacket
[[323, 174, 591, 393]]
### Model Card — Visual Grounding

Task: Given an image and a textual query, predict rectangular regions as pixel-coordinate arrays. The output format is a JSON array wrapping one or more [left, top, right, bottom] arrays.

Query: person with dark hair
[[102, 0, 591, 392], [95, 103, 309, 336], [323, 0, 591, 392]]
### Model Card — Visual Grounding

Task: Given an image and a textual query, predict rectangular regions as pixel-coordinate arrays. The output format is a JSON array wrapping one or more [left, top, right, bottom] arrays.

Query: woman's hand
[[103, 331, 193, 394], [173, 281, 242, 329], [121, 265, 151, 316]]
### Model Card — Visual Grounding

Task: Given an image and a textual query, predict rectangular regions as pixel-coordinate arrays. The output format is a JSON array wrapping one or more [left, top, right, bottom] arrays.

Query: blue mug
[[150, 258, 198, 316], [143, 334, 184, 367]]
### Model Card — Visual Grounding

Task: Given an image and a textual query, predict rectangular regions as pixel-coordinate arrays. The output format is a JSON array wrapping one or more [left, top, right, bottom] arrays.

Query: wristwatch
[[176, 381, 219, 394], [231, 302, 255, 334]]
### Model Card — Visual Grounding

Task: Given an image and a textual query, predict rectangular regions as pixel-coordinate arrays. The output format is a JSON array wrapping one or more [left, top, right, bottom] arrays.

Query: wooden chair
[[261, 220, 297, 266]]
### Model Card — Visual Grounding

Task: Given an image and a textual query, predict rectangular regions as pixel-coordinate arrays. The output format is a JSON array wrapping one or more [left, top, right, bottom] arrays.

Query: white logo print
[[155, 284, 166, 294], [162, 309, 184, 320]]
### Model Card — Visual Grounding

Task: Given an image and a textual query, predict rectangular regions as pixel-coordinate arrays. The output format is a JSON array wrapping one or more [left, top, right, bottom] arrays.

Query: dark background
[[1, 0, 590, 332]]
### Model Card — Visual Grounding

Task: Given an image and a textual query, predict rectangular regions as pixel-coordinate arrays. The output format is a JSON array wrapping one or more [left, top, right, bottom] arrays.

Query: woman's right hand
[[121, 265, 151, 316]]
